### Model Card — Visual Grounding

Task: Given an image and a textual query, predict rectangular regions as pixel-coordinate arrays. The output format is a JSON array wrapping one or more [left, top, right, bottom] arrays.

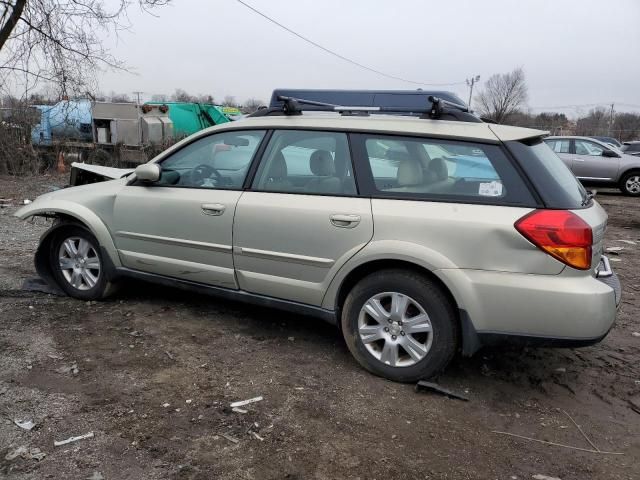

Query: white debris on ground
[[54, 431, 94, 447], [230, 396, 263, 408]]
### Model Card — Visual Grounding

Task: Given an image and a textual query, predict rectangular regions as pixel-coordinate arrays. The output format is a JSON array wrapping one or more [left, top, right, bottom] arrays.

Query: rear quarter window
[[505, 139, 588, 209], [352, 134, 536, 206]]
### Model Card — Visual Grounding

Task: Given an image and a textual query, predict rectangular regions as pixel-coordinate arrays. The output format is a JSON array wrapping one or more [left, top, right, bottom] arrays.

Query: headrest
[[427, 157, 448, 182], [397, 159, 424, 186], [268, 151, 287, 179], [310, 150, 335, 176]]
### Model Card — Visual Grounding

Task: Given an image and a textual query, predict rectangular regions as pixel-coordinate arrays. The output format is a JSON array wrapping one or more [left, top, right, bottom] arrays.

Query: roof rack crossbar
[[248, 94, 482, 123]]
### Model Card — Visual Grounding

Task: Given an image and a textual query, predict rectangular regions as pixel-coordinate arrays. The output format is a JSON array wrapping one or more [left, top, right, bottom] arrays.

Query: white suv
[[16, 96, 620, 382]]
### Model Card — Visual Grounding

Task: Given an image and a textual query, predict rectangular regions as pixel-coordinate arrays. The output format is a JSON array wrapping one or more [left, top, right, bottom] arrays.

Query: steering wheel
[[189, 164, 221, 186]]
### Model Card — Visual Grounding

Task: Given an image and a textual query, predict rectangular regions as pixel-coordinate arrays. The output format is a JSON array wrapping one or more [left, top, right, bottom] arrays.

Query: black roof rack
[[249, 94, 483, 123]]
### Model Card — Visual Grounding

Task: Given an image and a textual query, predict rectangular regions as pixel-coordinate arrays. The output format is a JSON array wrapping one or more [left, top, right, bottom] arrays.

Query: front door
[[113, 129, 267, 288], [233, 130, 373, 306], [572, 138, 620, 181]]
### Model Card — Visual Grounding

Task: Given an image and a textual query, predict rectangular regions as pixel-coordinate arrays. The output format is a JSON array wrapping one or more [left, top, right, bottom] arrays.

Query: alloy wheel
[[58, 236, 101, 291], [357, 292, 433, 367], [625, 175, 640, 194]]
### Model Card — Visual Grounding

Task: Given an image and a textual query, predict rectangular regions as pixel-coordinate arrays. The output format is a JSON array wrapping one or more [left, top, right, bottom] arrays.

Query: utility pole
[[608, 103, 615, 136], [466, 75, 480, 107], [133, 91, 144, 105]]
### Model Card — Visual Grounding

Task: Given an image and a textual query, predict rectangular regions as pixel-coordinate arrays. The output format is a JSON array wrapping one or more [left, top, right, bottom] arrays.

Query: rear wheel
[[341, 269, 458, 382], [49, 226, 114, 300], [620, 171, 640, 196]]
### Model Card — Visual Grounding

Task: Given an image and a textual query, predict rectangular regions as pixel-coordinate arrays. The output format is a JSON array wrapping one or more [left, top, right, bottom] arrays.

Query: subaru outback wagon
[[16, 100, 620, 382]]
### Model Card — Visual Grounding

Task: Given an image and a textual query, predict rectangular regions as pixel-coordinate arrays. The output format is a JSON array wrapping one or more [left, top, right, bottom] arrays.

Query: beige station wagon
[[16, 98, 621, 382]]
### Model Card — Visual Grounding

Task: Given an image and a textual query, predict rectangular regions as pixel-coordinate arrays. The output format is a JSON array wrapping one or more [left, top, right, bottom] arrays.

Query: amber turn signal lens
[[515, 210, 593, 270]]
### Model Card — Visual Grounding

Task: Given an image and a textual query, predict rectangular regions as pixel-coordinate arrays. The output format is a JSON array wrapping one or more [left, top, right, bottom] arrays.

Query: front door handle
[[201, 203, 226, 216], [330, 214, 361, 228]]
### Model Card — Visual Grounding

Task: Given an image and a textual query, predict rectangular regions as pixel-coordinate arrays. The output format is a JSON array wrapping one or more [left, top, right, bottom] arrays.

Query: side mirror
[[602, 149, 619, 158], [134, 163, 161, 182]]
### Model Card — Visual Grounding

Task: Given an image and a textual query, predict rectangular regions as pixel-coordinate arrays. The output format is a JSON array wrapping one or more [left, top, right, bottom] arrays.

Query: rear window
[[622, 143, 640, 153], [354, 134, 536, 206], [506, 139, 588, 209]]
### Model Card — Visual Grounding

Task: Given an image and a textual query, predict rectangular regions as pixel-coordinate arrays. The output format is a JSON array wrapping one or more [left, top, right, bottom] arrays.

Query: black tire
[[619, 171, 640, 196], [49, 225, 115, 300], [341, 269, 458, 382]]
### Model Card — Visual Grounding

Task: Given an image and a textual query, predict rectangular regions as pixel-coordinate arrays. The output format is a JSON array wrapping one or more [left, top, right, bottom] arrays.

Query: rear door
[[572, 139, 620, 181], [544, 138, 575, 171], [232, 129, 373, 306]]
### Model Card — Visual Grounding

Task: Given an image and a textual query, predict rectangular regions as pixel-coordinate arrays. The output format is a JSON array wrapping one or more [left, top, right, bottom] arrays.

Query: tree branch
[[0, 0, 26, 51]]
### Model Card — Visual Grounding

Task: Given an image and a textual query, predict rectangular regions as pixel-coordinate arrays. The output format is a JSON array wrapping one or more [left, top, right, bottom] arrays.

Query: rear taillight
[[515, 210, 593, 270]]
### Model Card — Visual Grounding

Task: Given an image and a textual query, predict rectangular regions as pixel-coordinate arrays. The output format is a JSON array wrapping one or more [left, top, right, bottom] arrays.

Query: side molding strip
[[234, 246, 335, 267], [116, 231, 231, 253]]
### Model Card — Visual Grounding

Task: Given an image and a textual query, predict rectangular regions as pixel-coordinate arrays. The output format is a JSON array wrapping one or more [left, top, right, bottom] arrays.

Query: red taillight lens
[[515, 210, 593, 270]]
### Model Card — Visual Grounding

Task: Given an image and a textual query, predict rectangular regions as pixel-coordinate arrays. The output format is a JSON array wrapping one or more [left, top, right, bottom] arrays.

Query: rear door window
[[352, 134, 536, 206], [545, 139, 571, 154], [251, 130, 357, 195]]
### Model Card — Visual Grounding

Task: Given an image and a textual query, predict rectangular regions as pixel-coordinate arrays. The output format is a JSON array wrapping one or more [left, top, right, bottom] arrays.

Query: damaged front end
[[69, 162, 133, 186]]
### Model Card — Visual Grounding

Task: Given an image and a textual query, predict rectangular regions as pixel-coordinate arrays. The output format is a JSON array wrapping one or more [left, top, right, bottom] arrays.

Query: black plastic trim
[[459, 307, 613, 353], [113, 267, 338, 325], [242, 129, 273, 189], [459, 309, 482, 356], [475, 330, 611, 349]]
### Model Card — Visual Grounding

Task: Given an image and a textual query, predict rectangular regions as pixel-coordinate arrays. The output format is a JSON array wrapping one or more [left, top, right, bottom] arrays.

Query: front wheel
[[620, 171, 640, 196], [49, 226, 114, 300], [341, 269, 458, 383]]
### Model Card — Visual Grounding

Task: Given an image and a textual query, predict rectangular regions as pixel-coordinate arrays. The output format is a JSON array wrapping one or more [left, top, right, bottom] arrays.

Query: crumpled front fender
[[15, 199, 121, 268]]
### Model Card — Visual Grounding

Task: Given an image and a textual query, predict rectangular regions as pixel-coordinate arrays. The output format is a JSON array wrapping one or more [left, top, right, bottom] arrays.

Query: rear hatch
[[505, 137, 608, 274]]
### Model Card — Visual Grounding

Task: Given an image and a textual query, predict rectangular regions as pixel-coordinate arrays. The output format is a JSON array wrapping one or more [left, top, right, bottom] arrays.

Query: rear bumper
[[437, 264, 620, 356]]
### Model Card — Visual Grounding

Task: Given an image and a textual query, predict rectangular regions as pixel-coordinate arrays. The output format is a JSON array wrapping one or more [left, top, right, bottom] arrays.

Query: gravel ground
[[0, 173, 639, 479]]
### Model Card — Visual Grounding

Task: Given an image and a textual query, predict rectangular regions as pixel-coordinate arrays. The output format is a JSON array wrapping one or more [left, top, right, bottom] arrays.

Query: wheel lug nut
[[400, 331, 405, 336], [392, 335, 397, 340], [384, 327, 389, 332], [398, 321, 403, 326]]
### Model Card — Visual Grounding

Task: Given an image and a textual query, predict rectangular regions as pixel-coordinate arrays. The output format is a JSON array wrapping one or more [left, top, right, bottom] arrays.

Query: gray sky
[[101, 0, 640, 115]]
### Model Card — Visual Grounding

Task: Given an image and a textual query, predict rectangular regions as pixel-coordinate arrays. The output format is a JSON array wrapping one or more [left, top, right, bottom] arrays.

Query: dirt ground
[[0, 173, 638, 480]]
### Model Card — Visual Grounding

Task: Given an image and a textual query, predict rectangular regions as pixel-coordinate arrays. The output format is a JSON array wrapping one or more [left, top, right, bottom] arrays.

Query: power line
[[233, 0, 465, 87], [530, 103, 640, 111]]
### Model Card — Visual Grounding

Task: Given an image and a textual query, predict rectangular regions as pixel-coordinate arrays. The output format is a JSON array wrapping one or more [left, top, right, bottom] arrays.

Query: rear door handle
[[330, 214, 361, 228], [201, 203, 226, 216]]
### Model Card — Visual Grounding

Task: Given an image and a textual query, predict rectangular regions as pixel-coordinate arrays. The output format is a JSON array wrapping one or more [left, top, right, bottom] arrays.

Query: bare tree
[[222, 95, 238, 107], [110, 92, 132, 103], [475, 68, 528, 123], [196, 94, 215, 104], [613, 113, 640, 142], [0, 0, 170, 99], [151, 93, 168, 102], [242, 98, 266, 114], [575, 108, 610, 137], [171, 89, 196, 102]]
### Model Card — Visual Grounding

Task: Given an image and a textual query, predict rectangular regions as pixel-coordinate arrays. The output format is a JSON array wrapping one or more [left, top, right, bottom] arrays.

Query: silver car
[[545, 135, 640, 195], [16, 110, 620, 382]]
